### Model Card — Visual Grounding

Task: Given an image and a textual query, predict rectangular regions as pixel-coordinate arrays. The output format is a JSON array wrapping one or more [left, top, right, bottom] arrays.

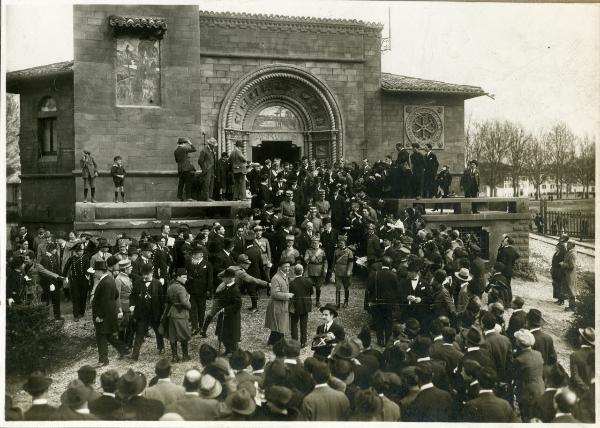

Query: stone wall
[[73, 4, 202, 202]]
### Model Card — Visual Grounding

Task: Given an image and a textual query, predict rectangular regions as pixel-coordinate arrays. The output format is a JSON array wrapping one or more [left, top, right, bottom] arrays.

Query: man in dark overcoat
[[229, 140, 247, 201], [320, 218, 338, 284], [570, 327, 595, 397], [90, 260, 128, 366], [197, 137, 217, 201], [366, 256, 399, 346], [423, 143, 439, 198], [39, 242, 64, 320], [185, 245, 213, 335], [288, 264, 313, 348], [550, 237, 568, 304], [173, 137, 196, 201], [216, 267, 243, 355], [410, 143, 426, 198], [129, 264, 165, 360]]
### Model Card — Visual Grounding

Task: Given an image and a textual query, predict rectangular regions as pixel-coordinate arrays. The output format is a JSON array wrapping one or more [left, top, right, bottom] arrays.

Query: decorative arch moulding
[[108, 15, 167, 39]]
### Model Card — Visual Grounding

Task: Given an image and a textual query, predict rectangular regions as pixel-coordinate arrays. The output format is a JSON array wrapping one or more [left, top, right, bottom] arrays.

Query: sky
[[3, 0, 600, 139]]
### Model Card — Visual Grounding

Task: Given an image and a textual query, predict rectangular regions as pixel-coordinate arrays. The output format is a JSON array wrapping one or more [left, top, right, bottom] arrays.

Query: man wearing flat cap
[[197, 137, 218, 201], [280, 190, 296, 226], [90, 259, 129, 367], [512, 328, 544, 421], [174, 137, 196, 201], [229, 140, 247, 201]]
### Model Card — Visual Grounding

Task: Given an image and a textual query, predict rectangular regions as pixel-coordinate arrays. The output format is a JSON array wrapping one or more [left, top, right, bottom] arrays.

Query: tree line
[[465, 119, 595, 199]]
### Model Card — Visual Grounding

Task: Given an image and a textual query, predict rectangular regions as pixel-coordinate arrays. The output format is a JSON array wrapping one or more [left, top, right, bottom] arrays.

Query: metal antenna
[[381, 7, 391, 52]]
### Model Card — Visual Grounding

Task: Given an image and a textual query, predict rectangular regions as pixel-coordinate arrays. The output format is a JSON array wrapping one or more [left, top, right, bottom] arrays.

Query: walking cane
[[217, 308, 225, 354]]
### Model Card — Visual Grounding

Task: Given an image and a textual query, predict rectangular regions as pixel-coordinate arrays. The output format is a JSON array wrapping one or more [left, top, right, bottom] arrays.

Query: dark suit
[[410, 150, 426, 197], [462, 345, 496, 373], [232, 235, 247, 260], [185, 258, 213, 331], [484, 331, 513, 382], [570, 346, 594, 395], [89, 394, 120, 420], [424, 150, 439, 197], [118, 396, 165, 421], [314, 320, 345, 358], [197, 145, 217, 200], [462, 391, 517, 422], [507, 309, 527, 345], [39, 253, 62, 318], [174, 143, 196, 200], [130, 278, 165, 359], [255, 183, 272, 209], [404, 385, 456, 422], [531, 328, 557, 366], [469, 256, 486, 297], [330, 195, 347, 230], [24, 403, 57, 421], [496, 245, 520, 299], [212, 249, 234, 285], [431, 343, 464, 377], [512, 348, 545, 421], [289, 276, 313, 346], [245, 243, 265, 309], [533, 388, 558, 422], [366, 267, 398, 345], [229, 146, 247, 200], [92, 274, 126, 363], [551, 413, 580, 423]]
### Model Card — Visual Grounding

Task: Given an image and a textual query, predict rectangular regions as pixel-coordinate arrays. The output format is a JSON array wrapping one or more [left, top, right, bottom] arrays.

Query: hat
[[207, 137, 217, 145], [87, 259, 108, 274], [466, 327, 483, 346], [160, 413, 185, 421], [469, 159, 478, 166], [512, 296, 525, 308], [332, 339, 360, 360], [77, 365, 96, 385], [399, 246, 411, 255], [199, 374, 222, 399], [265, 385, 293, 408], [579, 327, 595, 346], [526, 308, 544, 327], [285, 235, 295, 242], [489, 302, 505, 316], [319, 303, 338, 317], [237, 254, 251, 265], [514, 328, 535, 347], [253, 225, 264, 232], [61, 379, 92, 408], [106, 255, 120, 268], [234, 140, 244, 147], [404, 318, 421, 336], [117, 369, 147, 398], [469, 244, 481, 254], [192, 244, 206, 254], [337, 235, 347, 242], [177, 137, 190, 144], [272, 338, 288, 357], [226, 388, 256, 415], [455, 267, 473, 282], [140, 242, 152, 252], [222, 267, 237, 278], [412, 336, 432, 357], [559, 233, 570, 243], [174, 267, 187, 277], [311, 236, 320, 242], [118, 259, 132, 270], [229, 349, 251, 370], [72, 243, 83, 252], [23, 372, 52, 395], [285, 190, 293, 195], [97, 238, 109, 249]]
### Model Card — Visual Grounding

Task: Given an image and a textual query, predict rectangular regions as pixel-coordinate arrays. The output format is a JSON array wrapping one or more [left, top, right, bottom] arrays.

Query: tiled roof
[[7, 61, 73, 81], [108, 15, 167, 30], [199, 10, 383, 33], [381, 72, 487, 98]]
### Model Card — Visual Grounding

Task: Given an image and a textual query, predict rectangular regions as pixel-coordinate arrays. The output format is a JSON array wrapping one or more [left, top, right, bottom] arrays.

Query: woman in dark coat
[[216, 267, 243, 355], [165, 268, 192, 362]]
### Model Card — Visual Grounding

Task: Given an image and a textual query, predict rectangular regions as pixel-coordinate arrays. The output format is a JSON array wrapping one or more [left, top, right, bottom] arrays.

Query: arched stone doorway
[[218, 64, 343, 163]]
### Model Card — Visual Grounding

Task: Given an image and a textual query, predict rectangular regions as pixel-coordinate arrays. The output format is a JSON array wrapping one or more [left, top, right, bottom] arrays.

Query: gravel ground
[[8, 237, 593, 410]]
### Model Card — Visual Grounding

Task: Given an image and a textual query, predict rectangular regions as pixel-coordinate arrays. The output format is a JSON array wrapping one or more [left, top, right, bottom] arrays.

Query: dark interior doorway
[[252, 141, 300, 164]]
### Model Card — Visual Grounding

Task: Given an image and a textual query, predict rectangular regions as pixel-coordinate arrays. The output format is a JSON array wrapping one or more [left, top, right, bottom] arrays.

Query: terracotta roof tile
[[381, 72, 486, 98], [7, 61, 73, 81]]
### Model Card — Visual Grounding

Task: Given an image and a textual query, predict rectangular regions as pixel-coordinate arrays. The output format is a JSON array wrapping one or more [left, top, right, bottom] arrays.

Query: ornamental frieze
[[404, 106, 445, 149]]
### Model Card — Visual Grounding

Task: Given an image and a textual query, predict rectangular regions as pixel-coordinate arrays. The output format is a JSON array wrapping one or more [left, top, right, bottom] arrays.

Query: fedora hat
[[226, 388, 256, 415], [514, 328, 535, 347], [199, 374, 222, 399], [61, 379, 92, 408], [207, 137, 217, 145], [404, 318, 421, 336], [465, 327, 483, 346], [97, 238, 109, 248], [332, 339, 360, 360], [455, 267, 472, 282], [87, 259, 108, 274], [117, 369, 146, 398], [229, 349, 251, 370], [139, 242, 152, 252], [579, 327, 595, 346], [265, 385, 293, 408], [526, 308, 544, 327], [118, 259, 131, 270], [23, 372, 52, 395], [177, 137, 190, 144], [319, 303, 338, 317]]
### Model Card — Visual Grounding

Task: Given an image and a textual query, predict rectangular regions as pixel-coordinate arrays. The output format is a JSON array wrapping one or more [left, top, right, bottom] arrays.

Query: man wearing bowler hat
[[229, 140, 248, 200], [89, 259, 129, 367], [22, 372, 56, 420], [313, 303, 345, 359], [116, 369, 165, 420], [174, 137, 197, 201], [198, 137, 218, 201]]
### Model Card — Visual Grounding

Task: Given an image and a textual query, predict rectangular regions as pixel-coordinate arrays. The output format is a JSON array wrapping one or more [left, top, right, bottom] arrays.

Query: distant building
[[483, 178, 595, 199]]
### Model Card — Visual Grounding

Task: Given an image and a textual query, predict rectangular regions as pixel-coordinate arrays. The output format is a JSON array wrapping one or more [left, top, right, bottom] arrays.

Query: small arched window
[[38, 96, 58, 156]]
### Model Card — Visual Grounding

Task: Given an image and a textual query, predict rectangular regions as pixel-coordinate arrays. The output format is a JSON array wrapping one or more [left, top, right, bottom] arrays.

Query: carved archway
[[218, 64, 343, 162]]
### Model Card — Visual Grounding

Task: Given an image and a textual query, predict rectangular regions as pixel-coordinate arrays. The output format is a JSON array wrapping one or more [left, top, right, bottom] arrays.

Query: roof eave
[[381, 88, 487, 100]]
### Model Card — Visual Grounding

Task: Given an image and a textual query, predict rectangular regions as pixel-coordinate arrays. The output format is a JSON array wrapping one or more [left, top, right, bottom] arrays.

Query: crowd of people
[[78, 137, 481, 203], [6, 147, 594, 423]]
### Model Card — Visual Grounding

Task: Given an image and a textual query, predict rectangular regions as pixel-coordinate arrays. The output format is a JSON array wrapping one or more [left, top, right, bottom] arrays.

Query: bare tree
[[505, 122, 530, 196], [474, 120, 511, 196], [547, 122, 576, 199], [6, 93, 21, 182], [464, 113, 482, 164], [523, 135, 550, 200], [571, 134, 596, 198]]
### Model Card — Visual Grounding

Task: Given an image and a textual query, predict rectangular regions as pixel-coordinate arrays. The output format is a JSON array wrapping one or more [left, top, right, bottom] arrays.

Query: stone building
[[7, 5, 489, 232]]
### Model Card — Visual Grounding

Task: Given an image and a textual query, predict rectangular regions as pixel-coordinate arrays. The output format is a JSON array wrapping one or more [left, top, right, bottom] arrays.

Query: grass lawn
[[529, 198, 595, 213]]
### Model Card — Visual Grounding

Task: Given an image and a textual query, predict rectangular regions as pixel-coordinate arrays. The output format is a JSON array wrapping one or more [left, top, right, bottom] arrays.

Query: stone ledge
[[423, 213, 531, 222], [199, 50, 365, 63]]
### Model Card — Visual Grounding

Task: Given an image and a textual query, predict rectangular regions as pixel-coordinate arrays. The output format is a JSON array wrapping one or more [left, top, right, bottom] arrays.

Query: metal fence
[[544, 210, 595, 239]]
